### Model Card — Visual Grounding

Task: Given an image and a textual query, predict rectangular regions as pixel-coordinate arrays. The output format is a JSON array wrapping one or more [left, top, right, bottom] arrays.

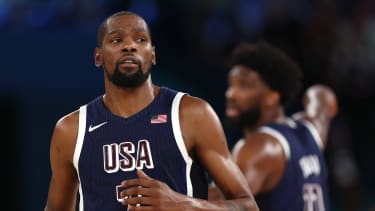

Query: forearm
[[180, 196, 259, 211], [208, 184, 225, 201]]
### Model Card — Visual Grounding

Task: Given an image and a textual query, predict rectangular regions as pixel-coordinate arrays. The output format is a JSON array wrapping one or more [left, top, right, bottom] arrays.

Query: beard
[[106, 62, 150, 88], [227, 106, 261, 130]]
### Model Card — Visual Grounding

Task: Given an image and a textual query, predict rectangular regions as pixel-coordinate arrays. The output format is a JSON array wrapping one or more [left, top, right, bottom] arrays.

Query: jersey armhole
[[258, 126, 291, 160], [292, 113, 323, 151], [231, 139, 245, 157], [299, 120, 323, 150], [73, 105, 87, 170], [171, 92, 194, 196]]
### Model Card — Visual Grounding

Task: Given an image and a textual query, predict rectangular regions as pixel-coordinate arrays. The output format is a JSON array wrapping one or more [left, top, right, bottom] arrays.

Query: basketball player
[[209, 41, 338, 211], [43, 11, 259, 211]]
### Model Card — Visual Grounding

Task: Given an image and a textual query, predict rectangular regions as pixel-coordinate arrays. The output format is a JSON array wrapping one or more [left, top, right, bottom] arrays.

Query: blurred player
[[209, 41, 338, 211]]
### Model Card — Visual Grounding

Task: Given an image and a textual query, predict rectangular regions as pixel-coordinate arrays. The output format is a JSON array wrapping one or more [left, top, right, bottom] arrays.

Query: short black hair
[[96, 11, 152, 47], [228, 41, 303, 107]]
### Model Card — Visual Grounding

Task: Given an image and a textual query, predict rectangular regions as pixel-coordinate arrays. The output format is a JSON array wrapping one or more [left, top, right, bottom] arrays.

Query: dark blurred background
[[1, 0, 374, 210]]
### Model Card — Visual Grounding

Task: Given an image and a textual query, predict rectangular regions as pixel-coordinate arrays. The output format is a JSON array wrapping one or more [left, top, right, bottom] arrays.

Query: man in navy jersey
[[209, 41, 338, 211], [43, 11, 259, 211]]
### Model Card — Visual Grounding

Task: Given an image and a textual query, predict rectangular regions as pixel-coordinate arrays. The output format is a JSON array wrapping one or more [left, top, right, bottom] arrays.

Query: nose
[[225, 87, 234, 99], [121, 40, 137, 53], [121, 45, 136, 53]]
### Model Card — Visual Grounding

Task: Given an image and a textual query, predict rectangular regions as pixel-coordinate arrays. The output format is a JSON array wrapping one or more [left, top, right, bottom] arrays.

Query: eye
[[111, 37, 122, 43], [239, 80, 253, 90], [135, 37, 146, 43]]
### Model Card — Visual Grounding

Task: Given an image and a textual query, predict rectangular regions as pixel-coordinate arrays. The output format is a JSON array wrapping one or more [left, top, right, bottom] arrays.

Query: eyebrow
[[107, 27, 148, 35], [107, 30, 121, 36]]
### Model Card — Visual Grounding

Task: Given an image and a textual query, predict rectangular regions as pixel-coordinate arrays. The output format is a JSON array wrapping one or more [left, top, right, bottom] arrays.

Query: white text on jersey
[[299, 154, 321, 178], [103, 139, 154, 173]]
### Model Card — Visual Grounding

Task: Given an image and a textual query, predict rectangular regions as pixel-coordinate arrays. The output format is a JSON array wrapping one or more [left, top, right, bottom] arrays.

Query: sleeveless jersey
[[255, 119, 329, 211], [73, 87, 208, 211]]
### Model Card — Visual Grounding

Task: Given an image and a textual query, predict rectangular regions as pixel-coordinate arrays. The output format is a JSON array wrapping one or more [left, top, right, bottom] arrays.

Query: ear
[[151, 46, 156, 65], [94, 47, 103, 68], [264, 90, 280, 106]]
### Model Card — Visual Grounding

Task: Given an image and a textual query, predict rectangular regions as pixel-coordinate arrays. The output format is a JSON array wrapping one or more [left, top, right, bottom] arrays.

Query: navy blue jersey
[[73, 87, 208, 211], [255, 119, 329, 211]]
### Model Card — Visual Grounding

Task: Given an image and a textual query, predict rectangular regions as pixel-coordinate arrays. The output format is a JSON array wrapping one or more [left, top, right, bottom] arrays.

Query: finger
[[121, 186, 154, 198], [127, 195, 143, 206], [121, 186, 141, 198], [123, 173, 155, 188], [121, 195, 139, 207], [121, 178, 145, 188], [137, 169, 151, 179], [127, 205, 155, 211], [121, 170, 160, 188], [123, 195, 156, 208]]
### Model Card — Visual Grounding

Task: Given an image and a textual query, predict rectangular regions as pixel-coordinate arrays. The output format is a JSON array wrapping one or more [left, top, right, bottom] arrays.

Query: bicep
[[233, 136, 287, 195], [234, 146, 268, 195], [181, 98, 251, 199], [45, 119, 79, 211]]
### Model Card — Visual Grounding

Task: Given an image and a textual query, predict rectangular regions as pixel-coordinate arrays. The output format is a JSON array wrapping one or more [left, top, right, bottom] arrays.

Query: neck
[[103, 77, 159, 118], [243, 106, 286, 137]]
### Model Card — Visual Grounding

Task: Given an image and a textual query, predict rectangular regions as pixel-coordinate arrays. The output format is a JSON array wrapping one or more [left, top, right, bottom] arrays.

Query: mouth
[[225, 103, 240, 118], [118, 56, 139, 68], [226, 107, 239, 118]]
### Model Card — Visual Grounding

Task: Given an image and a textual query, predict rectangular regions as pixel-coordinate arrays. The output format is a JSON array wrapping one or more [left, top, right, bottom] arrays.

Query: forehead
[[229, 65, 261, 81], [105, 15, 149, 34]]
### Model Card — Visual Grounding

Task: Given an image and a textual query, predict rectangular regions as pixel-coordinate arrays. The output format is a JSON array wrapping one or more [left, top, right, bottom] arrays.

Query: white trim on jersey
[[292, 112, 323, 151], [74, 105, 87, 211], [299, 120, 323, 151], [258, 126, 291, 160], [73, 105, 86, 170], [171, 92, 194, 197], [231, 138, 245, 158]]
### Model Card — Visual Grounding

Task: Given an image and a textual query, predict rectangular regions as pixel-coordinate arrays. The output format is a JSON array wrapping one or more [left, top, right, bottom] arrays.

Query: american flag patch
[[150, 114, 167, 124]]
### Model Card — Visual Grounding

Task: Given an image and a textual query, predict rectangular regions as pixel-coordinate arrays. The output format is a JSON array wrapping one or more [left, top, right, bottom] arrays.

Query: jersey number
[[303, 183, 325, 211]]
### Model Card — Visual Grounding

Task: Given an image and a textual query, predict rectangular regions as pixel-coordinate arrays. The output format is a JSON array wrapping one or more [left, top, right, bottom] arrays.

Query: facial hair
[[227, 106, 261, 130], [106, 62, 150, 88]]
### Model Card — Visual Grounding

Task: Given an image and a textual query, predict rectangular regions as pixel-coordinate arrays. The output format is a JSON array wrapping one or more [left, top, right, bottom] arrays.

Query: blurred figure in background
[[209, 41, 338, 211], [325, 113, 363, 211]]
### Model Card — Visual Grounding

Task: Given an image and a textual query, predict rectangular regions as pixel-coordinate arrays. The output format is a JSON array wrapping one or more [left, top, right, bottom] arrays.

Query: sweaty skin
[[44, 12, 258, 211], [209, 65, 337, 198]]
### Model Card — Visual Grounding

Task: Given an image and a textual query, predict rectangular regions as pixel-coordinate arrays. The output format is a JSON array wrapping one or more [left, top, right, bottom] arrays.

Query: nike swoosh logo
[[88, 121, 108, 132]]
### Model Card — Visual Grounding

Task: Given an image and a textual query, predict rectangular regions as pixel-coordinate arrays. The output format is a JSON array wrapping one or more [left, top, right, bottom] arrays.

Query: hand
[[120, 169, 189, 210]]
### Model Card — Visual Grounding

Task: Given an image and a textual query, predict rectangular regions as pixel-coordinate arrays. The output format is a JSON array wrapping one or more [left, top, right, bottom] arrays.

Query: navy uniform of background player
[[209, 41, 338, 211], [43, 11, 259, 211]]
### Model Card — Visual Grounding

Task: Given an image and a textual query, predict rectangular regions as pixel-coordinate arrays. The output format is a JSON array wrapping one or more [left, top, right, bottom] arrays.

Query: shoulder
[[50, 109, 80, 161], [179, 95, 217, 118], [233, 131, 288, 192], [234, 132, 286, 162], [54, 109, 80, 136], [178, 94, 221, 127], [177, 95, 226, 154]]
